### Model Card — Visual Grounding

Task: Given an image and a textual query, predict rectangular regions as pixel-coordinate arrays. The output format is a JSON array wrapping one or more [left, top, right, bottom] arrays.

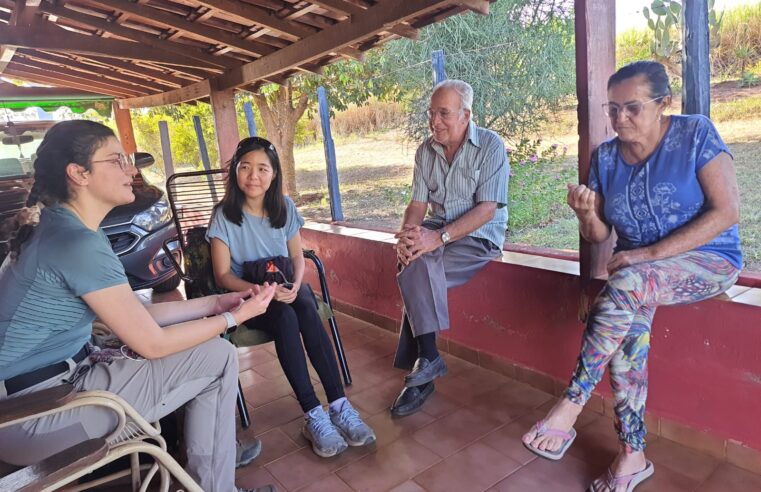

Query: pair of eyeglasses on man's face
[[425, 108, 462, 121], [91, 153, 135, 172], [602, 97, 660, 120]]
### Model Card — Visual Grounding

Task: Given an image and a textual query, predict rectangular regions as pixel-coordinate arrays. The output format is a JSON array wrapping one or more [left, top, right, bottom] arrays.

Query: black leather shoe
[[390, 382, 435, 417], [404, 356, 448, 387]]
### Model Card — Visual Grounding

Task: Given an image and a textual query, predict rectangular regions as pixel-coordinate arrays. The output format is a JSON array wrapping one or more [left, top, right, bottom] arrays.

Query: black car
[[0, 121, 181, 292]]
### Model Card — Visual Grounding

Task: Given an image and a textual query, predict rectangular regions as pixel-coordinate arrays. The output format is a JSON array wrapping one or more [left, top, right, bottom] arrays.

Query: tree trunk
[[252, 83, 309, 199]]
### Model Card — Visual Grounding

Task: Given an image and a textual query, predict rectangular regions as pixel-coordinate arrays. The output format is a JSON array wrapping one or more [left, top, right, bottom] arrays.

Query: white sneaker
[[330, 399, 376, 446]]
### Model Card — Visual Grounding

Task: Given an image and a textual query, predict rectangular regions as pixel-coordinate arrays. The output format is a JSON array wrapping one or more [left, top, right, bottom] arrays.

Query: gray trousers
[[393, 227, 500, 370], [0, 337, 239, 492]]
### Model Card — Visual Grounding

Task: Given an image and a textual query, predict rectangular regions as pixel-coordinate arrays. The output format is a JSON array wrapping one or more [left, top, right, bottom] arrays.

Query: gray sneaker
[[236, 438, 262, 469], [330, 400, 376, 446], [303, 406, 348, 457]]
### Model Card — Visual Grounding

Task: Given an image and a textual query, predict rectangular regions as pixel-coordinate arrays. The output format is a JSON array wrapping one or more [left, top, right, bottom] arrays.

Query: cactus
[[643, 0, 724, 65]]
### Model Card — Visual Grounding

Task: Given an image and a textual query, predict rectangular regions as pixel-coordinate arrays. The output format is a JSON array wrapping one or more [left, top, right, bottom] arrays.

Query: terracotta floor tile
[[278, 416, 310, 448], [413, 441, 522, 492], [238, 346, 278, 370], [336, 437, 441, 492], [239, 368, 268, 388], [696, 463, 761, 492], [436, 367, 510, 403], [467, 381, 552, 424], [566, 416, 623, 467], [251, 358, 289, 380], [363, 406, 437, 448], [419, 389, 462, 419], [235, 465, 287, 492], [479, 412, 546, 465], [636, 462, 701, 492], [250, 427, 302, 466], [489, 453, 600, 492], [440, 352, 478, 377], [412, 407, 502, 458], [242, 375, 295, 409], [294, 473, 354, 492], [249, 395, 305, 433], [266, 445, 372, 491], [388, 480, 428, 492], [349, 378, 405, 416], [646, 437, 721, 483]]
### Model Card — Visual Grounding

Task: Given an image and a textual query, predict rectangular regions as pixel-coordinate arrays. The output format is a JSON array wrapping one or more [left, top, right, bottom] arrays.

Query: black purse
[[241, 256, 294, 286]]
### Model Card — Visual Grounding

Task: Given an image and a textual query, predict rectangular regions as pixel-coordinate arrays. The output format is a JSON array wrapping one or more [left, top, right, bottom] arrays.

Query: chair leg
[[303, 250, 352, 386], [237, 381, 251, 429]]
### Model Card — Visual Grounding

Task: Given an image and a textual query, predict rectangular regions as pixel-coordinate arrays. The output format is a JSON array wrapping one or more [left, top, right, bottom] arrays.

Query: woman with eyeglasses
[[522, 61, 742, 491], [0, 120, 278, 492], [208, 136, 375, 459]]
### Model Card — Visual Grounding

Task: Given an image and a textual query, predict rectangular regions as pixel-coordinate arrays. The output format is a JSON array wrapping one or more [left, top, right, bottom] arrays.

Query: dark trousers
[[245, 284, 344, 412]]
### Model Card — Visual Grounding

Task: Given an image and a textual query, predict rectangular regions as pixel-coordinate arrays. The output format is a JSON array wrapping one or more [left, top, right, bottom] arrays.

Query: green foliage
[[741, 71, 760, 88], [642, 0, 723, 65], [617, 28, 653, 68], [506, 139, 574, 231], [377, 0, 576, 143]]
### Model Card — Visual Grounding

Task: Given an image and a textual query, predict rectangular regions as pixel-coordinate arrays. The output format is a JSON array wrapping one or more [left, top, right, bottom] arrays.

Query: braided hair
[[6, 120, 115, 260]]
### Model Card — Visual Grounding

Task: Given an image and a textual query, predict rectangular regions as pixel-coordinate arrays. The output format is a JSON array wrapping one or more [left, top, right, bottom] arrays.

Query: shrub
[[617, 28, 653, 69]]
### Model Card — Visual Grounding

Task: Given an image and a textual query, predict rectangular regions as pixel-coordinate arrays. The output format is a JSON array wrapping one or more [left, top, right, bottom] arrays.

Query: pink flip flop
[[523, 419, 577, 460], [587, 460, 655, 492]]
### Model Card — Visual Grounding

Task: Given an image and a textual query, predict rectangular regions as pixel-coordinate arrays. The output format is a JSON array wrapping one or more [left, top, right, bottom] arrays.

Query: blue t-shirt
[[589, 114, 742, 269], [0, 206, 128, 380], [206, 196, 305, 278]]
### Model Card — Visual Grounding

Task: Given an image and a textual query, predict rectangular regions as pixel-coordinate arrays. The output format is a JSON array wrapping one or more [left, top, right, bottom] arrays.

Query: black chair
[[162, 169, 352, 428]]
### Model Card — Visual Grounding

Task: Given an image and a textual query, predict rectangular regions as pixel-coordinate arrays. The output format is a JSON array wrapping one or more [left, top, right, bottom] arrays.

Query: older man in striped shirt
[[390, 80, 510, 417]]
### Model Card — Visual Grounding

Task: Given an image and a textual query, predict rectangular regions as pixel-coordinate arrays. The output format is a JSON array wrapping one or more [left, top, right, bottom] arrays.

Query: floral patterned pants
[[565, 251, 739, 451]]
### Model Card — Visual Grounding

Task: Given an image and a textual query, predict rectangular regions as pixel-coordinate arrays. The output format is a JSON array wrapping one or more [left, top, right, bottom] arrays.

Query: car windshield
[[0, 121, 53, 178]]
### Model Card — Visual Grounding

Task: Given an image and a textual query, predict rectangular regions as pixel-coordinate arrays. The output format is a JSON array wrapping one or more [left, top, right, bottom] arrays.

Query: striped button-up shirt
[[411, 121, 510, 248]]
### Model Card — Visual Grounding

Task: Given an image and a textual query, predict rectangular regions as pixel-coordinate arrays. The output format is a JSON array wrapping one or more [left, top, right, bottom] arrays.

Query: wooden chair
[[162, 169, 352, 428], [0, 384, 202, 492]]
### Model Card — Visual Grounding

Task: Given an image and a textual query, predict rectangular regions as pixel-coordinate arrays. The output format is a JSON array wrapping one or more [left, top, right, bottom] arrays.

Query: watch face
[[441, 231, 450, 243]]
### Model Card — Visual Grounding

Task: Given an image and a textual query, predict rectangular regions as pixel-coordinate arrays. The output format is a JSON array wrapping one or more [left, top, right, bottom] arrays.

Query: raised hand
[[567, 184, 598, 218]]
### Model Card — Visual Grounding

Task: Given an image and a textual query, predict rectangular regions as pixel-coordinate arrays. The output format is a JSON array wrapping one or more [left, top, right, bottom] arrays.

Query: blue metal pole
[[317, 86, 343, 221], [431, 49, 447, 86], [243, 101, 257, 137], [193, 115, 218, 202], [158, 120, 174, 177]]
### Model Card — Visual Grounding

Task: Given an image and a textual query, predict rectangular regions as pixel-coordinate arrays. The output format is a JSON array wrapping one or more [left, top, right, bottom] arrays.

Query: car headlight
[[132, 198, 172, 232]]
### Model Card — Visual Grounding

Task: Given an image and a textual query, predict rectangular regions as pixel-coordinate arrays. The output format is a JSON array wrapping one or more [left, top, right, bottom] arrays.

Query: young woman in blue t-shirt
[[208, 137, 375, 458], [0, 120, 277, 492]]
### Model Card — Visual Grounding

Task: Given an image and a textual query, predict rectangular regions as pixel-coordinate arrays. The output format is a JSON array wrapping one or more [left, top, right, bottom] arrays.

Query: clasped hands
[[395, 224, 443, 266]]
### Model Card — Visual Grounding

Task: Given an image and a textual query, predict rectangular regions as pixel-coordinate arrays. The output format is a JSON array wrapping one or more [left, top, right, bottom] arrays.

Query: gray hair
[[432, 79, 473, 111]]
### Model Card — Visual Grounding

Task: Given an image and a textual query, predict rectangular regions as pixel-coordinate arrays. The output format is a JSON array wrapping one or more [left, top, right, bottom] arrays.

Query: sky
[[616, 0, 759, 33]]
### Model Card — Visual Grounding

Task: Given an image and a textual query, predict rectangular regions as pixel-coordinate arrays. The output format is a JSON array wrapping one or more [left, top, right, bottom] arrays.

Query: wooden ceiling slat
[[306, 0, 418, 39], [10, 58, 153, 97], [195, 0, 313, 41], [83, 56, 196, 86], [39, 2, 240, 70], [88, 0, 278, 57], [5, 65, 142, 98]]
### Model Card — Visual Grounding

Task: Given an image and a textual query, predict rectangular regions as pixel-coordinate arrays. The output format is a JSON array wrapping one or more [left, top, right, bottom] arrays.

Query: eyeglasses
[[425, 108, 461, 121], [91, 153, 135, 172], [237, 136, 276, 153], [602, 98, 660, 119]]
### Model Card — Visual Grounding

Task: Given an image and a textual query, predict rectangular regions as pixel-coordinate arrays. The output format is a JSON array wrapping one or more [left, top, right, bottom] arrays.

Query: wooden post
[[431, 49, 446, 86], [158, 120, 174, 177], [243, 101, 257, 137], [112, 101, 136, 154], [317, 86, 343, 221], [210, 87, 240, 168], [575, 0, 616, 320], [682, 0, 710, 116]]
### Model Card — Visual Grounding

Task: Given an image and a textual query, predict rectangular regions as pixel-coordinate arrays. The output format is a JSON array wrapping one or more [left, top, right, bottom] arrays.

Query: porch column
[[210, 86, 240, 168], [112, 101, 136, 154], [682, 0, 710, 116], [574, 0, 616, 319]]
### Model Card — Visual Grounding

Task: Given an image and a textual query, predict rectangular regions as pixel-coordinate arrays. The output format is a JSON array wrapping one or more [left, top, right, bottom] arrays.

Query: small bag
[[242, 256, 294, 286]]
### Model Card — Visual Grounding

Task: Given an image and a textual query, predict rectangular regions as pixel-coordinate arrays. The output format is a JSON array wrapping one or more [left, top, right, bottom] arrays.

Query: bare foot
[[589, 450, 648, 491], [521, 397, 582, 453]]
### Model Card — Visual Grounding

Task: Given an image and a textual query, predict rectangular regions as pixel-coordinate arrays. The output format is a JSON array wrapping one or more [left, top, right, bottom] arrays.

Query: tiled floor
[[230, 312, 761, 492]]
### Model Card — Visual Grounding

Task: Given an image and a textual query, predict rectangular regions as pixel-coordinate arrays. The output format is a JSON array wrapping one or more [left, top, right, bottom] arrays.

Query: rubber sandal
[[587, 460, 655, 492], [522, 419, 577, 460]]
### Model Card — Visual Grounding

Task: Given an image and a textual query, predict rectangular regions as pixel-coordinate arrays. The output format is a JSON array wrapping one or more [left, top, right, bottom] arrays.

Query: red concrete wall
[[302, 227, 761, 451]]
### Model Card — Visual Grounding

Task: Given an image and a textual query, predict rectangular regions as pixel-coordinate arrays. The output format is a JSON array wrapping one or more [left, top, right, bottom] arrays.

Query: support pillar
[[682, 0, 711, 116], [575, 0, 616, 319], [210, 87, 240, 168], [112, 101, 136, 154]]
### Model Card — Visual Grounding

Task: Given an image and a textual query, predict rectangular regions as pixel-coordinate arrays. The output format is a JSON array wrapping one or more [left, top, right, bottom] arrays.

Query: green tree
[[377, 0, 576, 144]]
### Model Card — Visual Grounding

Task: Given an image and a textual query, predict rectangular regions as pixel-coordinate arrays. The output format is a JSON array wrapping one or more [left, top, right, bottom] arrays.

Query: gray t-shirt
[[0, 206, 127, 380], [206, 196, 305, 278]]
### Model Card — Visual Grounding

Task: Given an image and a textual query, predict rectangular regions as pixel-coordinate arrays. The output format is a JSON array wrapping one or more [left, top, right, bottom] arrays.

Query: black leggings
[[245, 284, 344, 412]]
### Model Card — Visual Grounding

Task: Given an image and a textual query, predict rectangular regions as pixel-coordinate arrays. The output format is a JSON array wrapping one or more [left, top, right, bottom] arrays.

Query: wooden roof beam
[[216, 0, 454, 90], [116, 79, 211, 109], [38, 2, 235, 71], [4, 65, 140, 98], [306, 0, 419, 39], [0, 45, 15, 74], [455, 0, 490, 15], [89, 0, 277, 58]]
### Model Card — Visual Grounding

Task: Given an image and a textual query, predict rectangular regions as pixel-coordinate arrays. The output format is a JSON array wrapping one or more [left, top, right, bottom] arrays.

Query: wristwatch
[[440, 230, 451, 244]]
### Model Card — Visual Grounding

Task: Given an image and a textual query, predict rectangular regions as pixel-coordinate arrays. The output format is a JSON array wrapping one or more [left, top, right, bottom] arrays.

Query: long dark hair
[[6, 120, 115, 260], [219, 136, 287, 228], [608, 60, 672, 101]]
